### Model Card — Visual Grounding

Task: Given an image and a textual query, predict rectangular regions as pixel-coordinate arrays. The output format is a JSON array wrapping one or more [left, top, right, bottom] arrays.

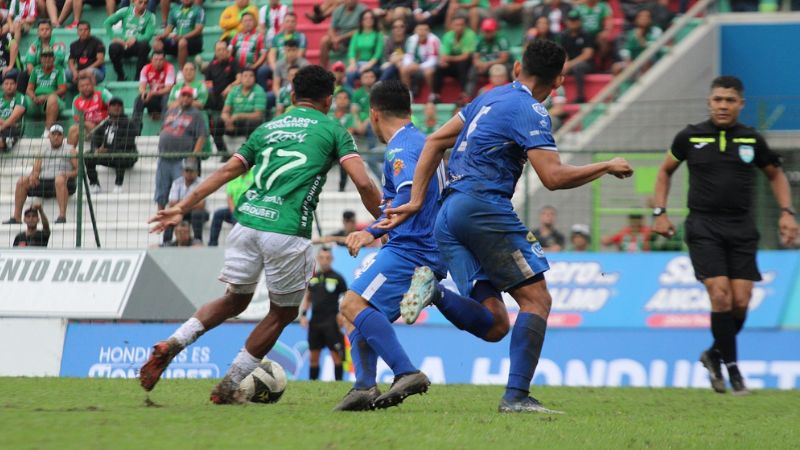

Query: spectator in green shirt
[[25, 50, 65, 131], [431, 15, 475, 103], [208, 170, 254, 246], [320, 0, 368, 69], [345, 10, 384, 87], [575, 0, 613, 42], [467, 18, 510, 98], [167, 62, 208, 109], [411, 101, 440, 135], [620, 8, 663, 68], [445, 0, 488, 31], [275, 65, 299, 116], [153, 0, 205, 70], [350, 69, 377, 150], [329, 89, 368, 191], [222, 68, 266, 141], [105, 0, 157, 81]]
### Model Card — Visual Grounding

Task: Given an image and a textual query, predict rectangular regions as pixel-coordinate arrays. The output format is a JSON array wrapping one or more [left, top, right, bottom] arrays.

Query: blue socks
[[504, 312, 548, 402], [353, 307, 417, 377], [434, 283, 495, 340], [348, 328, 378, 389]]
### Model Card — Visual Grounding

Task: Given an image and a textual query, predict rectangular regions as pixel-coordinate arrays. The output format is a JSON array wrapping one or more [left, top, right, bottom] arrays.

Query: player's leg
[[307, 323, 324, 380], [324, 321, 345, 380], [730, 279, 753, 334]]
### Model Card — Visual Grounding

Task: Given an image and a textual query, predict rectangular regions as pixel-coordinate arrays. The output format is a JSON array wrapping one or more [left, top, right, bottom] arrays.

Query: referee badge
[[325, 278, 338, 293], [738, 145, 754, 163]]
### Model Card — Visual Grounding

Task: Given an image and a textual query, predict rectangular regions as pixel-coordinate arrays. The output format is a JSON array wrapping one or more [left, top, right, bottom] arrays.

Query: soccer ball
[[238, 360, 288, 404]]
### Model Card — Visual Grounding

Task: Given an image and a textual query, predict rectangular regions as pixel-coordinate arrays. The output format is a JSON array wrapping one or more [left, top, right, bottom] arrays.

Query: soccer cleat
[[210, 375, 247, 405], [400, 266, 440, 325], [498, 396, 564, 414], [333, 386, 381, 411], [139, 338, 183, 392], [372, 371, 430, 409], [729, 372, 751, 396], [699, 350, 726, 394]]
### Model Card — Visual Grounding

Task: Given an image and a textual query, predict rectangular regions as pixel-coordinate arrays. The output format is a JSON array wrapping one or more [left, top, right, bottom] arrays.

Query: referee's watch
[[781, 207, 796, 216], [652, 207, 666, 217]]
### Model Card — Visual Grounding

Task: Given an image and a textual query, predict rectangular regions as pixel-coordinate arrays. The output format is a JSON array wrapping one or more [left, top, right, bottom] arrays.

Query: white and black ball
[[238, 360, 288, 404]]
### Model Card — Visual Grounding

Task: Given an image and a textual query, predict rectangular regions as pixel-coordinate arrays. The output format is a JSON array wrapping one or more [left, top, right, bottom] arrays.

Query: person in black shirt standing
[[300, 247, 348, 381], [13, 204, 50, 247], [204, 41, 240, 158], [559, 11, 594, 103], [653, 76, 798, 395], [67, 21, 106, 85]]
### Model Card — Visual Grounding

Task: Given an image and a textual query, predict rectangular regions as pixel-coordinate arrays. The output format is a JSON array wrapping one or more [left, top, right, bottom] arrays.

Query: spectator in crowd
[[12, 204, 50, 247], [153, 0, 205, 70], [0, 29, 22, 82], [67, 21, 105, 85], [649, 0, 675, 31], [413, 0, 448, 26], [162, 220, 203, 247], [379, 18, 408, 81], [305, 0, 344, 23], [313, 210, 358, 246], [446, 0, 488, 31], [58, 0, 115, 30], [329, 90, 368, 191], [26, 49, 65, 132], [400, 22, 439, 96], [593, 33, 624, 76], [9, 0, 38, 45], [560, 11, 594, 103], [413, 100, 439, 134], [164, 157, 208, 242], [134, 50, 175, 121], [345, 10, 383, 87], [531, 0, 572, 36], [320, 0, 367, 69], [431, 15, 475, 103], [272, 39, 308, 106], [467, 18, 509, 99], [208, 170, 253, 246], [374, 0, 411, 28], [219, 0, 259, 41], [476, 63, 508, 95], [221, 67, 265, 152], [602, 212, 652, 252], [24, 20, 66, 74], [263, 12, 306, 91], [569, 223, 591, 252], [524, 15, 556, 45], [274, 64, 298, 115], [331, 61, 351, 97], [543, 85, 567, 130], [230, 12, 266, 78], [205, 41, 239, 156], [167, 63, 208, 109], [350, 68, 374, 124], [105, 0, 156, 81], [3, 125, 76, 224], [154, 86, 207, 212], [67, 74, 111, 163], [496, 0, 537, 30], [0, 74, 27, 152], [259, 0, 289, 42], [532, 205, 565, 251], [620, 8, 663, 68], [575, 0, 613, 42], [87, 97, 139, 194]]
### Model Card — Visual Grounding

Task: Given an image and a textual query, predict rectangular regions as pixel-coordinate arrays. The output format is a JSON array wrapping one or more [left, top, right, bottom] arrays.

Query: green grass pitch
[[1, 378, 798, 449]]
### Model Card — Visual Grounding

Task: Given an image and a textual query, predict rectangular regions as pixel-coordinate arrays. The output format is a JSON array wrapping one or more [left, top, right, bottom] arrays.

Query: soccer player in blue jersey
[[380, 40, 634, 413]]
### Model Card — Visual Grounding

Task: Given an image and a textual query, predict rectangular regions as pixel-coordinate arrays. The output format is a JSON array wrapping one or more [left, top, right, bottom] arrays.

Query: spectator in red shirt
[[602, 213, 652, 252], [133, 50, 175, 121], [68, 74, 111, 151]]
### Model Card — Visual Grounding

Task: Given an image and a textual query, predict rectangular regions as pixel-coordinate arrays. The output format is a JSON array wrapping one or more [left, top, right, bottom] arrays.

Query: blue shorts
[[350, 247, 435, 322], [434, 191, 549, 297]]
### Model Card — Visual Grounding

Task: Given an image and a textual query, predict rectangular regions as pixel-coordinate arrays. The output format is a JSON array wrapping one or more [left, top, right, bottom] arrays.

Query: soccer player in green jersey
[[140, 65, 382, 403]]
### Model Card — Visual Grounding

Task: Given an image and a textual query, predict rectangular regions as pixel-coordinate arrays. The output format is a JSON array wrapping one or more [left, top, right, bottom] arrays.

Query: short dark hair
[[284, 39, 299, 48], [293, 65, 335, 103], [37, 19, 51, 28], [521, 39, 566, 84], [78, 20, 90, 28], [285, 12, 297, 19], [152, 50, 165, 58], [240, 67, 256, 77], [711, 75, 744, 95], [343, 210, 356, 221], [370, 80, 411, 118], [241, 11, 255, 20], [23, 208, 37, 216]]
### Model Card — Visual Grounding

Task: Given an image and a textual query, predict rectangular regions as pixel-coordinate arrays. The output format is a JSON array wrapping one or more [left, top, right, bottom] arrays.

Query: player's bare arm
[[148, 157, 247, 233], [652, 154, 682, 237], [378, 115, 464, 229], [345, 230, 375, 257], [762, 164, 799, 246], [529, 150, 633, 191], [340, 156, 382, 219]]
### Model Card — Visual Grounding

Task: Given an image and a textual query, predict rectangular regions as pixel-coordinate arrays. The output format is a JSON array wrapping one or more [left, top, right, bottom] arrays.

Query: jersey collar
[[388, 122, 413, 143], [513, 80, 533, 97]]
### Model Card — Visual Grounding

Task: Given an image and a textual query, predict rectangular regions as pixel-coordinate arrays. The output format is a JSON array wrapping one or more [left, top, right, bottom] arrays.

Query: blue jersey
[[380, 123, 445, 272], [448, 81, 557, 205]]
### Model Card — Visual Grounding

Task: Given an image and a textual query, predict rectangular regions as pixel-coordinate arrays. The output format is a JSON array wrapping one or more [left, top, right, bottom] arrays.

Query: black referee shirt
[[308, 270, 347, 325], [670, 120, 782, 215]]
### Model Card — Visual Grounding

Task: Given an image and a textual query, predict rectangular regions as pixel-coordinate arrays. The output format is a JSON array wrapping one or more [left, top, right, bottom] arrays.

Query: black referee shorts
[[308, 321, 344, 353], [684, 213, 762, 282]]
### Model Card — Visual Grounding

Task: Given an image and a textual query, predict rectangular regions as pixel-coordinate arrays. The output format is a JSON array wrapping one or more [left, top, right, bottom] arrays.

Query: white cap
[[49, 124, 64, 134]]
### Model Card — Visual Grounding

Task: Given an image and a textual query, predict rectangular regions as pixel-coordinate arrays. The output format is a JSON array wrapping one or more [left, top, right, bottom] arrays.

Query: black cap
[[567, 10, 581, 20], [3, 72, 17, 82], [109, 96, 124, 106]]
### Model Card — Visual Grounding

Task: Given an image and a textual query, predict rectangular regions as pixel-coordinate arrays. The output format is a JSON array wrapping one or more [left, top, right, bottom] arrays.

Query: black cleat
[[333, 386, 381, 411], [700, 350, 726, 394], [372, 371, 430, 409], [729, 372, 751, 396], [498, 396, 563, 414]]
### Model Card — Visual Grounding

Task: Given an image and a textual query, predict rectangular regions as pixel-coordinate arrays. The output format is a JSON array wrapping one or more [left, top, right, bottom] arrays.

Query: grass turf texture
[[1, 379, 798, 449]]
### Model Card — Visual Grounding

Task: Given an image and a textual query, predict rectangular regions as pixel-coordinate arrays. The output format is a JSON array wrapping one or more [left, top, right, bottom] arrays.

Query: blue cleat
[[498, 396, 564, 414], [400, 266, 441, 324]]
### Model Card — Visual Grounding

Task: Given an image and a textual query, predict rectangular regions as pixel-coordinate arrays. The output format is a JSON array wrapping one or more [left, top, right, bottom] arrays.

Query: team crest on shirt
[[531, 242, 545, 258], [393, 159, 405, 176], [738, 145, 754, 163], [532, 103, 548, 116], [325, 278, 338, 293]]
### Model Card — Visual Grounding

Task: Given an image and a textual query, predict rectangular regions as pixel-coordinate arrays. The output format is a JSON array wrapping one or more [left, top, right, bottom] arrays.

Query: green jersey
[[168, 4, 205, 36], [351, 87, 370, 120], [168, 79, 208, 105], [270, 31, 308, 61], [226, 170, 255, 203], [234, 107, 359, 238], [25, 39, 67, 68], [328, 110, 355, 130], [440, 29, 478, 57], [30, 66, 65, 96], [457, 0, 489, 8], [475, 34, 510, 62], [105, 6, 157, 42], [277, 85, 292, 109], [0, 92, 27, 130], [575, 1, 612, 36], [225, 84, 267, 114]]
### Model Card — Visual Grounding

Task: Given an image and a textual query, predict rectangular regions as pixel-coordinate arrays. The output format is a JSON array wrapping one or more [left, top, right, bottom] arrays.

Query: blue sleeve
[[382, 155, 396, 200], [390, 149, 417, 193], [509, 100, 557, 152], [365, 185, 412, 239], [457, 98, 476, 123]]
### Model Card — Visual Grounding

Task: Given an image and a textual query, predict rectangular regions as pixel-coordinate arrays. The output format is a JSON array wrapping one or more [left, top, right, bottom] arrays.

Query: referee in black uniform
[[653, 76, 798, 395], [300, 247, 348, 381]]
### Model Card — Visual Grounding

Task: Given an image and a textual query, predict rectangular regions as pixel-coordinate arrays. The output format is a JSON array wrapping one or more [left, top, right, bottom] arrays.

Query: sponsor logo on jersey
[[238, 203, 280, 221], [263, 130, 307, 144], [532, 103, 548, 116], [385, 147, 402, 161], [265, 116, 319, 129], [739, 144, 754, 163], [693, 142, 708, 149], [393, 159, 405, 176], [531, 242, 545, 258]]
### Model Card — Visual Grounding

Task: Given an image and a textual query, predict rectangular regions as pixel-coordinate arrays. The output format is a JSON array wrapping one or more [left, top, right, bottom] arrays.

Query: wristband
[[781, 207, 796, 216]]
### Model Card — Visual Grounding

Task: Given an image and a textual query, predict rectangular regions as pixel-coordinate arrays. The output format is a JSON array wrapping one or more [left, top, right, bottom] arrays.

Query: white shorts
[[219, 224, 315, 302]]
